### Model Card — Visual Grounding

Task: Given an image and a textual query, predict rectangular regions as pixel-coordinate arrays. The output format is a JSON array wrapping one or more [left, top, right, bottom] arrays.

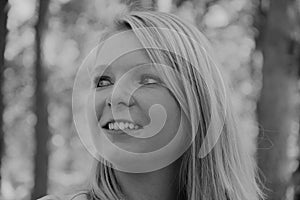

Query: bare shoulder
[[37, 192, 90, 200], [37, 195, 62, 200], [69, 192, 89, 200]]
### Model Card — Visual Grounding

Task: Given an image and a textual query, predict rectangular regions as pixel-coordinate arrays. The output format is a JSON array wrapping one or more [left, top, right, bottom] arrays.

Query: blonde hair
[[86, 11, 264, 200]]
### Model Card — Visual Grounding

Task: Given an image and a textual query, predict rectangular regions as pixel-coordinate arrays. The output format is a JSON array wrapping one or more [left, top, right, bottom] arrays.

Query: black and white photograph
[[0, 0, 300, 200]]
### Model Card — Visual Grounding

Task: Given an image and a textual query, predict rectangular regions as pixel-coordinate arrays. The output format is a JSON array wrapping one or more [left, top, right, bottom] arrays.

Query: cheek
[[136, 89, 182, 146], [161, 97, 181, 134], [87, 91, 107, 121], [136, 88, 181, 122], [146, 89, 180, 120]]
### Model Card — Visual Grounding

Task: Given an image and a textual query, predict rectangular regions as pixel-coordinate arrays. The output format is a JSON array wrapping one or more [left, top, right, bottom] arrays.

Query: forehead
[[96, 30, 146, 65], [92, 30, 154, 74]]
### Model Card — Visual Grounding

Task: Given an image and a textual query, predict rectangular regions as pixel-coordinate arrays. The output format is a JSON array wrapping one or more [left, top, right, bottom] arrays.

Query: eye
[[94, 76, 113, 88], [140, 75, 161, 85]]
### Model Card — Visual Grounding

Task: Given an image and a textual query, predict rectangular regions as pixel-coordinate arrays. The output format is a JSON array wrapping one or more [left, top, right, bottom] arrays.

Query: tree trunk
[[31, 0, 51, 199], [292, 48, 300, 200], [256, 0, 299, 199], [294, 121, 300, 200], [0, 0, 8, 190]]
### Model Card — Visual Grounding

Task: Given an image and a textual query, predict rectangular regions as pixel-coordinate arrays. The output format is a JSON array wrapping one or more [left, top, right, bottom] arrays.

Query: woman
[[40, 11, 264, 200]]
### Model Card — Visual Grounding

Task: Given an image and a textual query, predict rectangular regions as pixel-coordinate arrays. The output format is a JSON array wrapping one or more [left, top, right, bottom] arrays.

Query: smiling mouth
[[102, 120, 142, 131]]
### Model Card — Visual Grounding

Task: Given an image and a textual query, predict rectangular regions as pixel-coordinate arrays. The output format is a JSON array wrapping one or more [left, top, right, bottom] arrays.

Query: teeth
[[108, 122, 139, 130], [114, 123, 119, 130], [119, 122, 125, 130], [129, 123, 134, 129]]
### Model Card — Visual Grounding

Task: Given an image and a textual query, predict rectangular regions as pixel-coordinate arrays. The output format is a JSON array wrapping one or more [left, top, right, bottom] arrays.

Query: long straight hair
[[86, 11, 264, 200]]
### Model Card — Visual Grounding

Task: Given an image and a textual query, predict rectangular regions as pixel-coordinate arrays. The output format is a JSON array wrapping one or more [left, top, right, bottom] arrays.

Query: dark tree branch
[[256, 0, 299, 199], [253, 0, 269, 50], [31, 0, 51, 199], [0, 0, 8, 190]]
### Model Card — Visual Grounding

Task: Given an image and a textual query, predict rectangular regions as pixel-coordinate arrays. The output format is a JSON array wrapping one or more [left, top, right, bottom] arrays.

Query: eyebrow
[[90, 64, 107, 77], [90, 63, 154, 77]]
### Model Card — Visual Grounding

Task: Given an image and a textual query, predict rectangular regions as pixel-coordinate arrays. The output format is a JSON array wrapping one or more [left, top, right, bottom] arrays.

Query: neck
[[115, 159, 182, 200]]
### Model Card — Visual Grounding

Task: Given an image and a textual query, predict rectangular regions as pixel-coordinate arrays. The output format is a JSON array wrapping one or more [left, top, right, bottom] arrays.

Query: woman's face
[[87, 31, 184, 155]]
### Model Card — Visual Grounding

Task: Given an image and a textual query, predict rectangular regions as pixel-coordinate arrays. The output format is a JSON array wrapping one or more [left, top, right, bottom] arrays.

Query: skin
[[89, 31, 184, 199], [87, 30, 189, 158], [41, 31, 187, 200], [37, 194, 87, 200], [90, 46, 181, 153], [115, 157, 182, 200]]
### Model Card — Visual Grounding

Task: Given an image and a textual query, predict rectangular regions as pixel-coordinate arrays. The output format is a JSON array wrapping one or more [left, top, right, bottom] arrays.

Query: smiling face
[[87, 31, 184, 155]]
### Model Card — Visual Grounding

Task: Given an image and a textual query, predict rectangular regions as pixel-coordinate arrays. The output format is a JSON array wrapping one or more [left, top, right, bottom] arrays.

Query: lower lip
[[103, 128, 142, 137]]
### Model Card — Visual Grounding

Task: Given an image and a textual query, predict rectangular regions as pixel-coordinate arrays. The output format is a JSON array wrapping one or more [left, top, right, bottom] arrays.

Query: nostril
[[106, 97, 112, 107], [106, 92, 135, 107]]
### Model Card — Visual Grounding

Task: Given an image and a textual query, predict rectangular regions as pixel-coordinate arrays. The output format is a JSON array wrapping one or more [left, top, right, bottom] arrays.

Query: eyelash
[[94, 76, 113, 88], [139, 76, 160, 85], [94, 75, 161, 88]]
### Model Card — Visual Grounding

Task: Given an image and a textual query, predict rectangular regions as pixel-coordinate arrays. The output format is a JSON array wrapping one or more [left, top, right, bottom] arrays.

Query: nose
[[105, 83, 135, 108]]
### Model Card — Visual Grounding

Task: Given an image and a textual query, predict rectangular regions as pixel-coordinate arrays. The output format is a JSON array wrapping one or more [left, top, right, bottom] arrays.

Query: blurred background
[[0, 0, 299, 200]]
